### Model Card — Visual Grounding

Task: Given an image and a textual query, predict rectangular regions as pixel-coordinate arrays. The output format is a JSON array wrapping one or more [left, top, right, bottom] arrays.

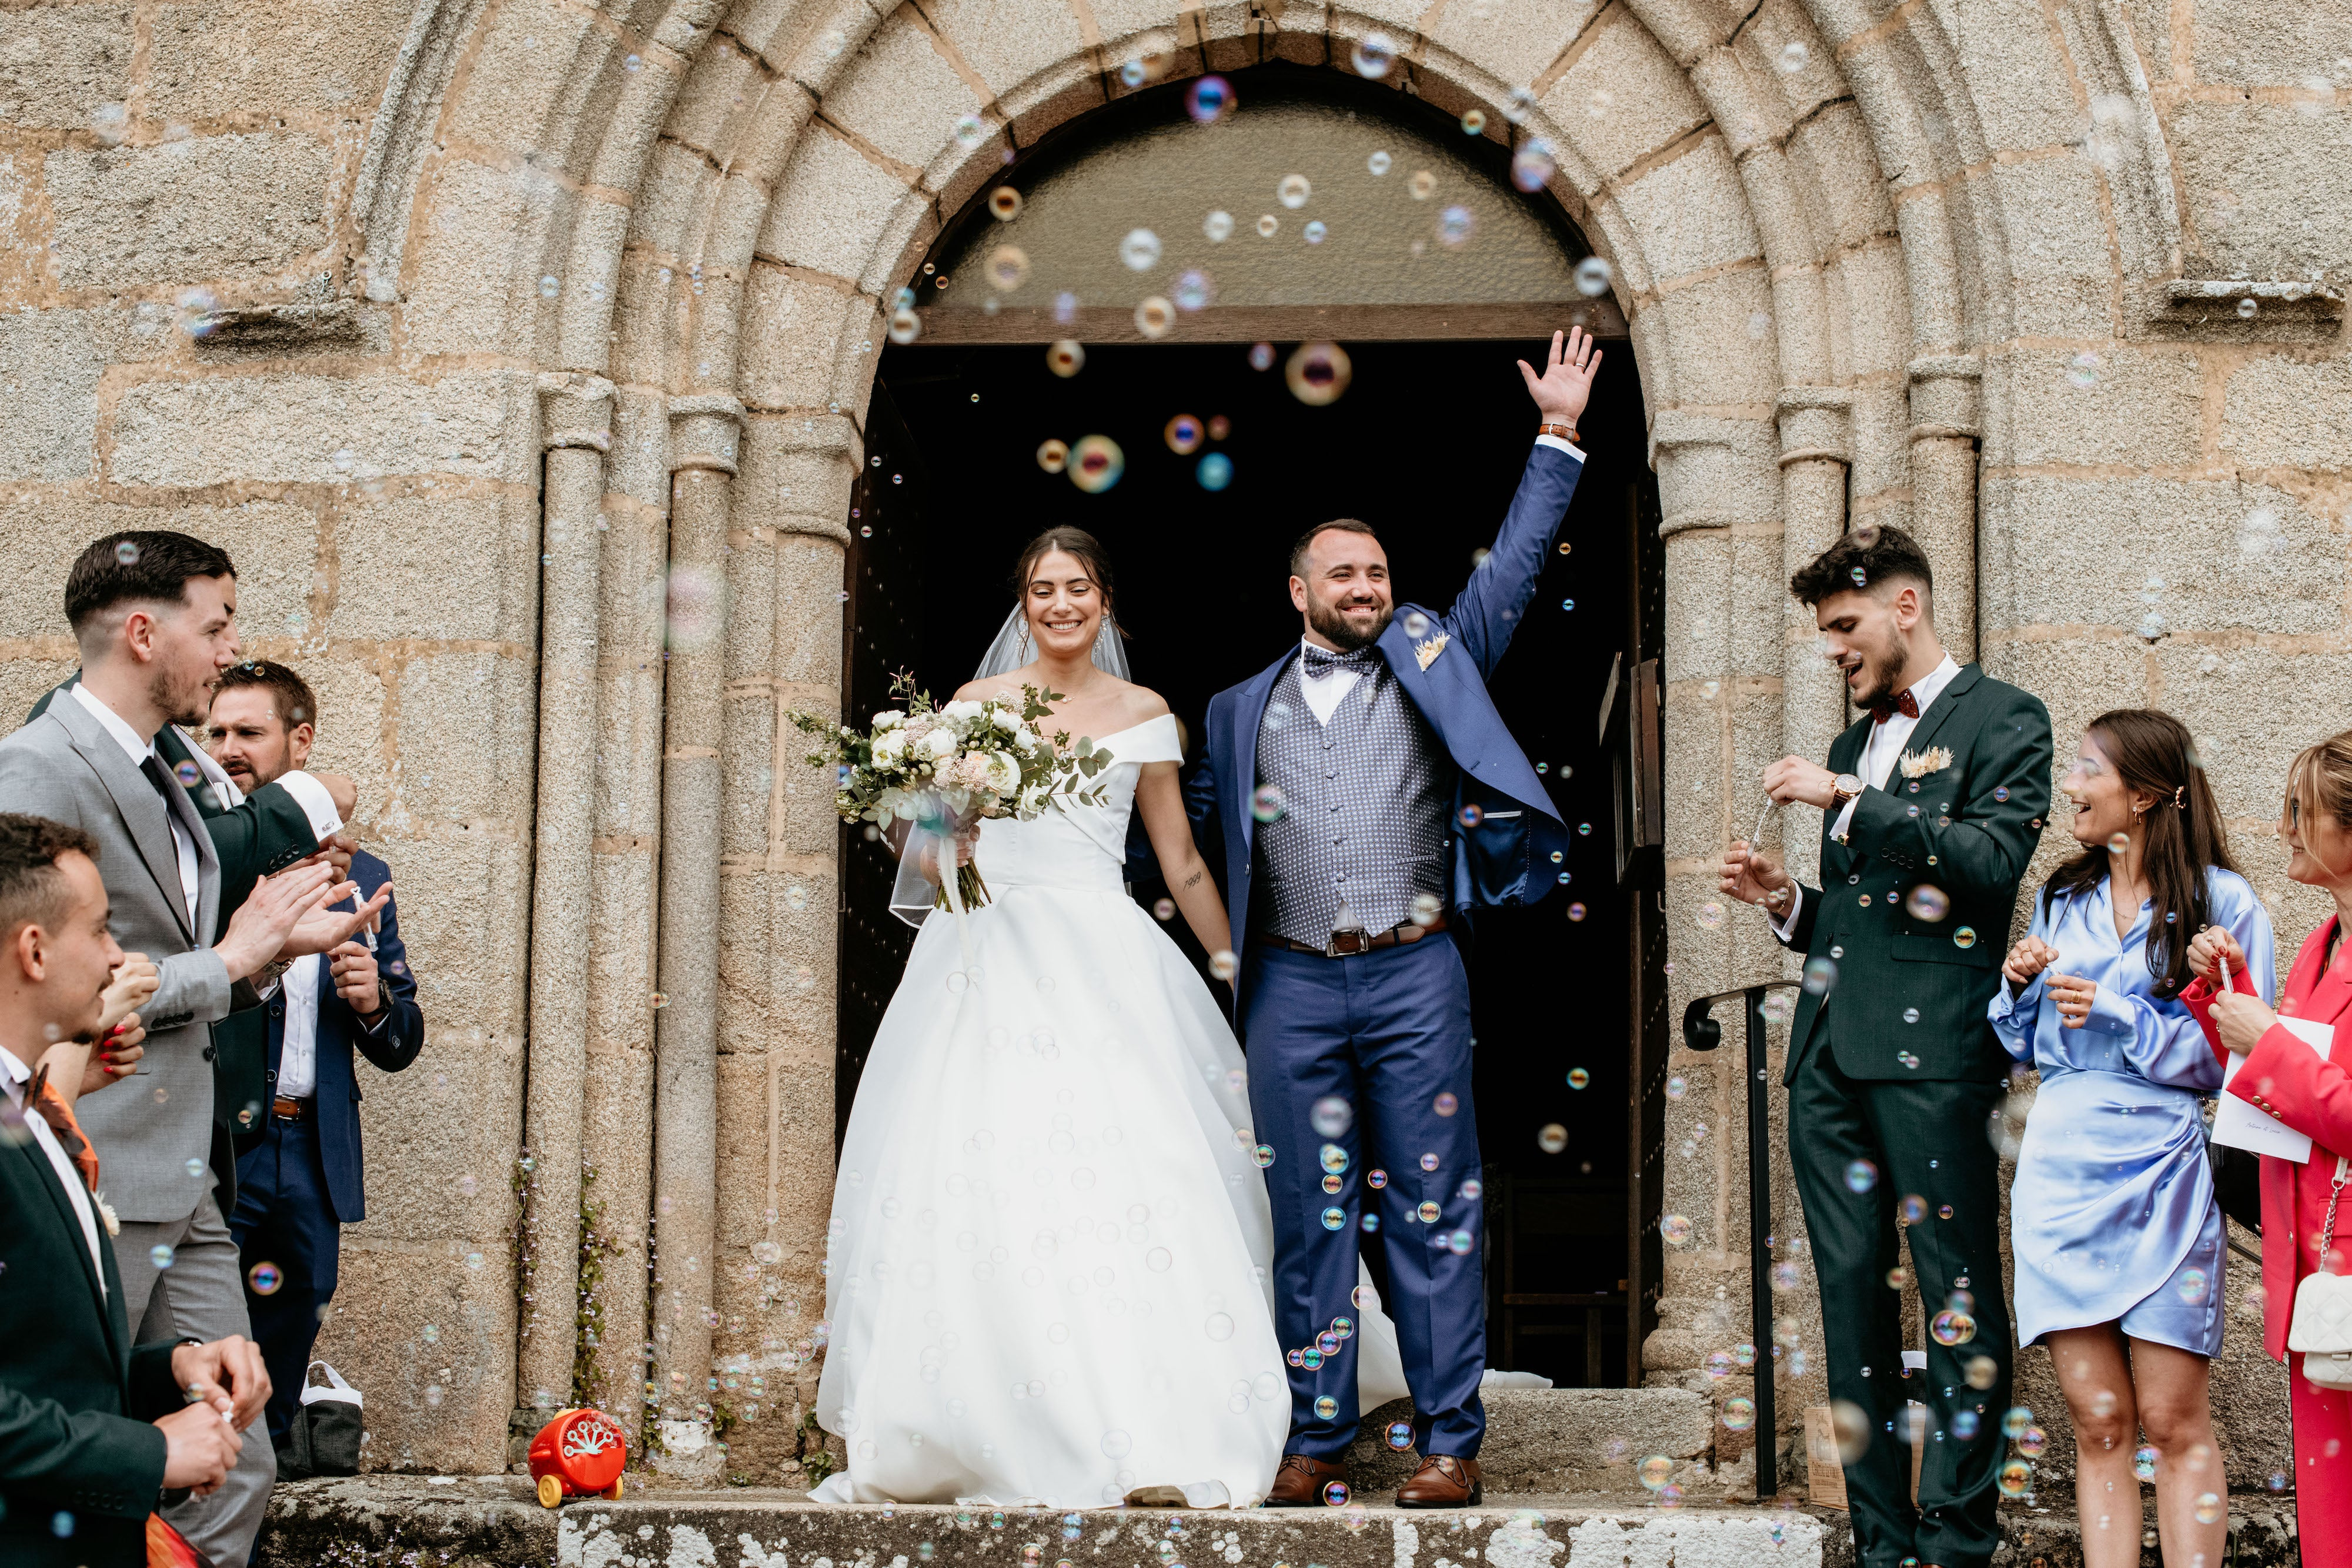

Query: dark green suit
[[0, 1096, 188, 1567], [1774, 663, 2050, 1568], [26, 681, 326, 1191]]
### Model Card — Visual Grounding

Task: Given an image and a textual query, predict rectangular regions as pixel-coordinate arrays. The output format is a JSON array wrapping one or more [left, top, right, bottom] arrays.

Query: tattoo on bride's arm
[[1182, 869, 1205, 891]]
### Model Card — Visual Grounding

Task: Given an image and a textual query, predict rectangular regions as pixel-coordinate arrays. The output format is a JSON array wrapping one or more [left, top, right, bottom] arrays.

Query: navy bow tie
[[1301, 644, 1381, 679]]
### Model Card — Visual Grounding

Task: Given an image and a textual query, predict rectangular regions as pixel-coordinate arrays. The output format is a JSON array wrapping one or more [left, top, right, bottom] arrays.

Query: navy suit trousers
[[1241, 931, 1485, 1460], [231, 1112, 342, 1449]]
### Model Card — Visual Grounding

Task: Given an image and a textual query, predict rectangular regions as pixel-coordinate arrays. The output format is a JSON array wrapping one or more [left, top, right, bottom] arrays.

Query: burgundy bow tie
[[1867, 689, 1920, 726]]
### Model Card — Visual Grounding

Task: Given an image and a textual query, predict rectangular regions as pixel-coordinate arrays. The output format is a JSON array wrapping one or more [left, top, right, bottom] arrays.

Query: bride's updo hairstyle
[[1011, 526, 1129, 640]]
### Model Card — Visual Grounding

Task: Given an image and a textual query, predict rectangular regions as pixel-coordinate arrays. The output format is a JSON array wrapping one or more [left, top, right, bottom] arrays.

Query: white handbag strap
[[301, 1359, 363, 1407]]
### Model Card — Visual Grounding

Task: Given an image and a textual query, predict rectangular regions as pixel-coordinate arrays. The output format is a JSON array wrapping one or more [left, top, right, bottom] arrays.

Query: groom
[[1186, 327, 1601, 1507]]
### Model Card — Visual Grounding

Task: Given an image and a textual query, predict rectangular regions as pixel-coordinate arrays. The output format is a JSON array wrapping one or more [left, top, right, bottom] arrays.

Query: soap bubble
[[1036, 439, 1069, 473], [1438, 206, 1475, 246], [887, 307, 921, 345], [1408, 169, 1436, 200], [1386, 1420, 1415, 1450], [1174, 270, 1214, 311], [1166, 414, 1205, 454], [1248, 342, 1274, 371], [1639, 1455, 1673, 1489], [1568, 1067, 1591, 1089], [2133, 1443, 2157, 1479], [1844, 1159, 1877, 1193], [1187, 75, 1233, 123], [1209, 950, 1238, 981], [1461, 109, 1486, 135], [2067, 352, 2102, 390], [1777, 40, 1809, 72], [1696, 901, 1726, 930], [1204, 210, 1234, 243], [1351, 33, 1396, 78], [1252, 785, 1286, 823], [1304, 220, 1327, 245], [1722, 1398, 1756, 1431], [1120, 229, 1162, 270], [1311, 1096, 1353, 1136], [1134, 297, 1175, 339], [1930, 1309, 1976, 1345], [1285, 342, 1353, 406], [988, 186, 1023, 221], [1661, 1215, 1693, 1246], [1953, 927, 1977, 950], [1068, 435, 1124, 493], [1575, 256, 1614, 297], [1368, 150, 1393, 175], [1905, 885, 1949, 921], [173, 760, 201, 787], [985, 245, 1029, 292], [1503, 85, 1537, 124], [1278, 173, 1312, 209], [1256, 214, 1278, 238], [2177, 1266, 2209, 1303], [1511, 139, 1556, 192], [246, 1261, 283, 1295], [1434, 1092, 1459, 1116], [1197, 454, 1233, 491], [1997, 1459, 2032, 1497], [2236, 297, 2258, 320], [151, 1245, 176, 1270], [1804, 956, 1838, 994], [1538, 1124, 1567, 1153], [2194, 1493, 2223, 1524], [1322, 1480, 1351, 1506], [954, 114, 987, 148]]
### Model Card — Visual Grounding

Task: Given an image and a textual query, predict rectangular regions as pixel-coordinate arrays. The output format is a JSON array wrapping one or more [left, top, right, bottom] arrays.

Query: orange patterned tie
[[25, 1063, 99, 1194]]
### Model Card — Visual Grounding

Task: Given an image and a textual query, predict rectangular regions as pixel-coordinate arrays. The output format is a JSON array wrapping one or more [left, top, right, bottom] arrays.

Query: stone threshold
[[255, 1477, 2298, 1568]]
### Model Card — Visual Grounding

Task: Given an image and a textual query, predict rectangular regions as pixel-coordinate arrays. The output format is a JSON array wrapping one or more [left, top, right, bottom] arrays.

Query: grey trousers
[[118, 1186, 275, 1568]]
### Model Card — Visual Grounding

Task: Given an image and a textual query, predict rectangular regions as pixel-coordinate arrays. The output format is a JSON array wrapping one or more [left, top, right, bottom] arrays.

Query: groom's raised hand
[[1517, 326, 1603, 427]]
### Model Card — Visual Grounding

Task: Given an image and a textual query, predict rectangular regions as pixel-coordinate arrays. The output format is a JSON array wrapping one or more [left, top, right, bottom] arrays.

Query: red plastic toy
[[527, 1407, 629, 1506]]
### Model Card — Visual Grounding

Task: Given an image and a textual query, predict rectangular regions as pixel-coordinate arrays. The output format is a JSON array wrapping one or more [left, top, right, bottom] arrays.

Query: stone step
[[252, 1477, 2299, 1568], [1346, 1390, 1713, 1498]]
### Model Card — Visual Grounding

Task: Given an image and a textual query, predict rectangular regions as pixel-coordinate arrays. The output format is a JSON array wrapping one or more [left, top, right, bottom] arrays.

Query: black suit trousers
[[1788, 1034, 2012, 1568]]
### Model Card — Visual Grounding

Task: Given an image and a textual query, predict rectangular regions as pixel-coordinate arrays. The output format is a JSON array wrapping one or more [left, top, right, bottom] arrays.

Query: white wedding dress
[[812, 714, 1405, 1508]]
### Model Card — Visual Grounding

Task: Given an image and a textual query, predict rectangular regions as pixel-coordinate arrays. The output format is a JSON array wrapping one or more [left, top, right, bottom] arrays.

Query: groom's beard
[[1305, 594, 1391, 651], [1849, 627, 1911, 711]]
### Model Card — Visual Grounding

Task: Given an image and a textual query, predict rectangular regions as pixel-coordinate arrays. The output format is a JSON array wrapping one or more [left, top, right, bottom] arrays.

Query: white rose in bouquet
[[871, 729, 907, 765], [872, 709, 907, 730], [985, 750, 1022, 794], [990, 708, 1021, 735], [941, 698, 985, 726], [922, 727, 959, 761]]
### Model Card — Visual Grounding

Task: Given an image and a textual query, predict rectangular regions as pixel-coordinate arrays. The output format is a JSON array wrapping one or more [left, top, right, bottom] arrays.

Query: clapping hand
[[2002, 934, 2060, 989], [96, 952, 157, 1037], [1518, 327, 1603, 426]]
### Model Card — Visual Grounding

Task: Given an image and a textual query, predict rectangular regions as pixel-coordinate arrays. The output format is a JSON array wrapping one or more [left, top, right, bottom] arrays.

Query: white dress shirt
[[0, 1045, 106, 1295], [72, 683, 199, 930], [275, 952, 323, 1099], [1297, 436, 1583, 727], [1770, 653, 1962, 938]]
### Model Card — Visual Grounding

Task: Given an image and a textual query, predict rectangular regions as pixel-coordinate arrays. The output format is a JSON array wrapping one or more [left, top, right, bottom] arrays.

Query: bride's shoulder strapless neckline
[[1055, 711, 1178, 757]]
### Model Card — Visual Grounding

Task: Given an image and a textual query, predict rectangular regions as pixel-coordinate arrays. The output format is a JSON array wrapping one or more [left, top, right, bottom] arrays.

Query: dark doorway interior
[[839, 336, 1662, 1386]]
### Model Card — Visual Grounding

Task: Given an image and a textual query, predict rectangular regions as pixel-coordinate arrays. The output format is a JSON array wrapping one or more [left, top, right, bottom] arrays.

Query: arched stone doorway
[[833, 63, 1668, 1393], [496, 0, 1979, 1486]]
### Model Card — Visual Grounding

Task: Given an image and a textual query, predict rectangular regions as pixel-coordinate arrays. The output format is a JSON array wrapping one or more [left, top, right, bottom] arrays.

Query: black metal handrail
[[1680, 980, 1802, 1499]]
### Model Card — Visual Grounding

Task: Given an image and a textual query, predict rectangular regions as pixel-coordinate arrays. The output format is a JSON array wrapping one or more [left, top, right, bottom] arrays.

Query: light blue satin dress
[[1989, 868, 2273, 1353]]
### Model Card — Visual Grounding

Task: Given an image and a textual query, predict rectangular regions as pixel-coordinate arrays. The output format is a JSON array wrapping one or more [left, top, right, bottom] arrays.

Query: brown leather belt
[[1255, 911, 1446, 957], [271, 1096, 309, 1122]]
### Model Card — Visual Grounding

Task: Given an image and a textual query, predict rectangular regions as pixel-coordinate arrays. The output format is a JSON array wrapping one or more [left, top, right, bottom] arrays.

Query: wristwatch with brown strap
[[1538, 422, 1579, 444]]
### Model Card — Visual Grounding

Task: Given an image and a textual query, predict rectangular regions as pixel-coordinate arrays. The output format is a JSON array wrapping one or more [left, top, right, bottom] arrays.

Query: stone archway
[[330, 0, 2197, 1483]]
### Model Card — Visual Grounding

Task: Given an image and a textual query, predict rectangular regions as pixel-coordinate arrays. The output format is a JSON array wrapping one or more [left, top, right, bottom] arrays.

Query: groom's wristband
[[1538, 422, 1579, 443]]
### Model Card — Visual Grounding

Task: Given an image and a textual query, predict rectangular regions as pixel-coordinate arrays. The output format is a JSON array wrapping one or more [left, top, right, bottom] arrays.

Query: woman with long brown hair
[[2185, 729, 2352, 1566], [1990, 708, 2270, 1568]]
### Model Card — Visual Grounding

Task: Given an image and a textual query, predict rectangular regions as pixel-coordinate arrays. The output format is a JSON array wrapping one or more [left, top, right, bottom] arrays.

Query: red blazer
[[2186, 917, 2352, 1362]]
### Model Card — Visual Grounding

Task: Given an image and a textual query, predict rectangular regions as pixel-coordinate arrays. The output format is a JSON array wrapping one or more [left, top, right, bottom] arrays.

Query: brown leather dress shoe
[[1262, 1453, 1348, 1507], [1395, 1453, 1482, 1507]]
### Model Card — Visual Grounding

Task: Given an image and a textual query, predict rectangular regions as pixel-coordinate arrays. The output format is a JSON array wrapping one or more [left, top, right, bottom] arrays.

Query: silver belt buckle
[[1325, 929, 1368, 957]]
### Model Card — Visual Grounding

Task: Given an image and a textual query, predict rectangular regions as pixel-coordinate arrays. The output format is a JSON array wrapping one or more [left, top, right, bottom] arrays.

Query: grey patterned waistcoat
[[1252, 648, 1454, 947]]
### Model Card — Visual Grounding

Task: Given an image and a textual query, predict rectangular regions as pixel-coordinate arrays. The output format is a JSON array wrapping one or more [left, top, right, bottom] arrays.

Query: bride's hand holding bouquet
[[791, 671, 1114, 912]]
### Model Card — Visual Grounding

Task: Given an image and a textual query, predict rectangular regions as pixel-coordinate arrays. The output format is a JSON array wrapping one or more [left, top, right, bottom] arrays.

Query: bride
[[812, 526, 1404, 1509]]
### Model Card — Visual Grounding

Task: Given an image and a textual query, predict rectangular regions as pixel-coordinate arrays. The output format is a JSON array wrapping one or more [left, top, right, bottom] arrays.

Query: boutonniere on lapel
[[1898, 745, 1954, 780], [1414, 632, 1449, 671]]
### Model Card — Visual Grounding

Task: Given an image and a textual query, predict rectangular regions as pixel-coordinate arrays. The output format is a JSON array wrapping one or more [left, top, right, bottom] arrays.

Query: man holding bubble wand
[[1715, 523, 2049, 1568]]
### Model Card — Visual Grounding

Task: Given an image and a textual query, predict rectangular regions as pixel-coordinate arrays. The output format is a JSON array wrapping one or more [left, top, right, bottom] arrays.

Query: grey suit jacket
[[0, 697, 231, 1222]]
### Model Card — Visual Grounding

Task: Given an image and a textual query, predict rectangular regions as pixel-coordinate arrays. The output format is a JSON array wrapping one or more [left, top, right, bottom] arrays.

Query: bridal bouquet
[[790, 672, 1114, 912]]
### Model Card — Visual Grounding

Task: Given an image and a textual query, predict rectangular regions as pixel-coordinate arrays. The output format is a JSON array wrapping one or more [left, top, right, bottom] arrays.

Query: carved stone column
[[1773, 387, 1854, 894], [647, 394, 742, 1481], [517, 373, 614, 1418], [1906, 356, 1982, 661]]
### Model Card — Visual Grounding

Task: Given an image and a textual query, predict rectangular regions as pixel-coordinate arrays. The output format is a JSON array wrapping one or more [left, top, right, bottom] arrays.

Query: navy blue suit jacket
[[261, 849, 422, 1223], [1186, 442, 1582, 963]]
